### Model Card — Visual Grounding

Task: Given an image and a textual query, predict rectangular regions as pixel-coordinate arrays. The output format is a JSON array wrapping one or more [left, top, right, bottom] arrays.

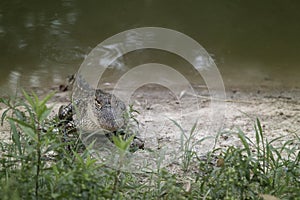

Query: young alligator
[[58, 87, 145, 152]]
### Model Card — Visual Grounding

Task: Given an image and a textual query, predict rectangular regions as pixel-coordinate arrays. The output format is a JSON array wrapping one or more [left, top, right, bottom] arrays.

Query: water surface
[[1, 0, 300, 95]]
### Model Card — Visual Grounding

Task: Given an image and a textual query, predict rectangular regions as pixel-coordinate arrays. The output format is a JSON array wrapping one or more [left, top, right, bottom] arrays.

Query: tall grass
[[0, 92, 299, 199]]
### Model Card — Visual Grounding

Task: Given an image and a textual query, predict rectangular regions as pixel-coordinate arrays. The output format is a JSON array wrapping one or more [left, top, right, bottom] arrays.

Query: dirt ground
[[1, 84, 299, 170], [123, 85, 300, 169]]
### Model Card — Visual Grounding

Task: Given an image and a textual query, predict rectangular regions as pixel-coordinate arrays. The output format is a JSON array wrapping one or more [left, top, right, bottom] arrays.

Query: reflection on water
[[0, 0, 89, 94], [0, 0, 300, 95], [8, 71, 21, 93]]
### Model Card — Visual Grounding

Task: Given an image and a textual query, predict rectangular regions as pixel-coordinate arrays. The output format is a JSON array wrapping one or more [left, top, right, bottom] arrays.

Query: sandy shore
[[1, 84, 299, 168]]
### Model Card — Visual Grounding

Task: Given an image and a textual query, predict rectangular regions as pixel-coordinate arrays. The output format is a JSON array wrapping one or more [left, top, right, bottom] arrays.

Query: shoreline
[[1, 84, 299, 156]]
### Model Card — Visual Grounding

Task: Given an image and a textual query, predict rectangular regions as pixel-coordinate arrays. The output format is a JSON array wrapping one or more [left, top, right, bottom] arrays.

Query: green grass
[[0, 92, 299, 199]]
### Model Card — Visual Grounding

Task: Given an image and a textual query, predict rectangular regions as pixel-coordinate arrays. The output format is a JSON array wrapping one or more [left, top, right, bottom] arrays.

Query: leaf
[[189, 120, 197, 137], [0, 97, 10, 105], [22, 89, 35, 108], [1, 108, 10, 126], [129, 104, 140, 114], [237, 128, 251, 156], [36, 104, 52, 122], [8, 117, 34, 129], [112, 135, 134, 152], [32, 92, 39, 105], [19, 124, 37, 142], [14, 109, 26, 121], [256, 118, 264, 141], [9, 120, 22, 155], [39, 108, 52, 123], [39, 92, 54, 109], [169, 118, 187, 151], [85, 156, 97, 168]]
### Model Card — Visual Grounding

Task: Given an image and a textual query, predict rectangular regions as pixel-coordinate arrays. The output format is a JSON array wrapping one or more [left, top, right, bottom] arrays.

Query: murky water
[[1, 0, 300, 95]]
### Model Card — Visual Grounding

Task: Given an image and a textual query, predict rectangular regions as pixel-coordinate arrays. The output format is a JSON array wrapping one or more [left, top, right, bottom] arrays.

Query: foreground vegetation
[[0, 92, 299, 199]]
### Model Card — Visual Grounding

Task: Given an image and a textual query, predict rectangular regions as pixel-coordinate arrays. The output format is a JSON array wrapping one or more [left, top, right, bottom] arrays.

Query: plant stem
[[111, 169, 120, 200], [35, 125, 41, 200]]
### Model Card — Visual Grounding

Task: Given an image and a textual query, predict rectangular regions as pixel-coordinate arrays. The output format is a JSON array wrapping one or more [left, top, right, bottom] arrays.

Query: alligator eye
[[95, 98, 102, 109]]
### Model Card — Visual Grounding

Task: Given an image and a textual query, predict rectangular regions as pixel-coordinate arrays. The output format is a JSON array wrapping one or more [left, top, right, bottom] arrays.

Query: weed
[[0, 92, 299, 199], [196, 119, 300, 199]]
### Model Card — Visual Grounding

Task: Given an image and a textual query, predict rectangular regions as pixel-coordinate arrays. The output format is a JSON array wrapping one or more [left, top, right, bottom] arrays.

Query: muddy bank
[[1, 84, 299, 164]]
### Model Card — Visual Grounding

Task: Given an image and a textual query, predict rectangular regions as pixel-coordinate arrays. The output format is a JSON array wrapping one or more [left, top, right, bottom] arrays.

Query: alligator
[[58, 75, 144, 152]]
